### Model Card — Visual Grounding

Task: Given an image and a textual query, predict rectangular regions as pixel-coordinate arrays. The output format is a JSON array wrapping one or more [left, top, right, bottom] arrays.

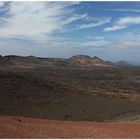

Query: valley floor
[[0, 66, 140, 138]]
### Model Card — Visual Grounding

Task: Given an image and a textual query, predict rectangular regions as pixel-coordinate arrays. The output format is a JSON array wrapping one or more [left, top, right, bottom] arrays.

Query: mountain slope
[[68, 55, 114, 67]]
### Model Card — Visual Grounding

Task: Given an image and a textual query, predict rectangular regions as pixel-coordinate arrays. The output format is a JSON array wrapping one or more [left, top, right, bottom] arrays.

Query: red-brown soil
[[0, 116, 140, 138]]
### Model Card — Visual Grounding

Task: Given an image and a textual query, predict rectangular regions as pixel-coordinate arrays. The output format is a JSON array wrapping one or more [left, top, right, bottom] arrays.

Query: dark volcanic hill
[[0, 55, 70, 68], [0, 54, 132, 68]]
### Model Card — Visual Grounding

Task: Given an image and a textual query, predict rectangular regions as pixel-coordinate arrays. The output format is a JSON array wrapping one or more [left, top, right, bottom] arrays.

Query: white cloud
[[115, 32, 140, 49], [76, 18, 111, 29], [104, 16, 140, 32], [81, 36, 109, 47], [52, 36, 110, 49], [117, 16, 140, 25], [81, 40, 110, 48], [0, 2, 9, 13], [0, 2, 5, 7], [0, 2, 84, 41], [0, 2, 109, 43], [61, 14, 88, 29], [97, 32, 140, 52], [0, 1, 113, 53], [104, 25, 126, 32], [86, 36, 104, 40]]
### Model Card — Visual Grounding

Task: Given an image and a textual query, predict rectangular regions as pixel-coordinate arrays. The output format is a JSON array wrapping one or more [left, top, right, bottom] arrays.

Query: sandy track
[[0, 116, 140, 138]]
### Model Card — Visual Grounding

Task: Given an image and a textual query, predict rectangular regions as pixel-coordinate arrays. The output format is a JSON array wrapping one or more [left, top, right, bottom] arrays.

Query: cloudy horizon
[[0, 1, 140, 65]]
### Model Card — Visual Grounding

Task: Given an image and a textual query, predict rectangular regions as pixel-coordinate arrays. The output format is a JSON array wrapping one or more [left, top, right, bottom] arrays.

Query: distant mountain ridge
[[0, 54, 133, 68], [115, 60, 132, 67]]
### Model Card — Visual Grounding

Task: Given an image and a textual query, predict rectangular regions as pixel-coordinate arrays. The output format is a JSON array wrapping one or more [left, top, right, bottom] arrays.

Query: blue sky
[[0, 2, 140, 64]]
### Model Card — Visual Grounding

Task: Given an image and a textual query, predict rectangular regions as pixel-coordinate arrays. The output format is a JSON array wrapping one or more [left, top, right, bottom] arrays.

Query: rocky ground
[[0, 64, 140, 138]]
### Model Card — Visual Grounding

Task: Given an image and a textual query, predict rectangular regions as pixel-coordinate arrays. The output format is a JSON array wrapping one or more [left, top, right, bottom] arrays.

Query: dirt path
[[0, 116, 140, 138]]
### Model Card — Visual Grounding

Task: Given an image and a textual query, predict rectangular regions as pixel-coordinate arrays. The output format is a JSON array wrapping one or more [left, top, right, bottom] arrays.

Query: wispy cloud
[[117, 16, 140, 25], [49, 36, 110, 49], [0, 2, 84, 41], [114, 32, 140, 49], [0, 2, 5, 7], [0, 1, 113, 48], [104, 25, 126, 32], [86, 36, 104, 40], [76, 18, 110, 30], [0, 2, 110, 42], [104, 16, 140, 32], [110, 8, 140, 13]]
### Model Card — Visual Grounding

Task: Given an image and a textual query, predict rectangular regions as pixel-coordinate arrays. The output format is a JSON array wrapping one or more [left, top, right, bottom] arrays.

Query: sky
[[0, 1, 140, 64]]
